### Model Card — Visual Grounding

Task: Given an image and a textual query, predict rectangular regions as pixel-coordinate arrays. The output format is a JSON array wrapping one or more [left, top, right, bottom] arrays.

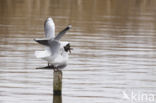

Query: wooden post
[[53, 95, 62, 103], [53, 70, 62, 95]]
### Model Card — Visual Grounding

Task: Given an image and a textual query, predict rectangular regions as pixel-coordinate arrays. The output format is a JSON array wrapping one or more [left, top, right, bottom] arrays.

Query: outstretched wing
[[44, 18, 55, 39], [54, 25, 72, 40], [34, 38, 50, 46]]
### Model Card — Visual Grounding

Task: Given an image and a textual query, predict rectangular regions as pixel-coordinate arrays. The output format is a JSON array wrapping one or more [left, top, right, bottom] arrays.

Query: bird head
[[64, 43, 73, 54]]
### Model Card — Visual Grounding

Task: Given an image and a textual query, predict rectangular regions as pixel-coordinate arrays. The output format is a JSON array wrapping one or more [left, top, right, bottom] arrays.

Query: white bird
[[34, 17, 72, 70]]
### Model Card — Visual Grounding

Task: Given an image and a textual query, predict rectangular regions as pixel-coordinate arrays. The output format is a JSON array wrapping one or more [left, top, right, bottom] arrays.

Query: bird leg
[[53, 66, 58, 72]]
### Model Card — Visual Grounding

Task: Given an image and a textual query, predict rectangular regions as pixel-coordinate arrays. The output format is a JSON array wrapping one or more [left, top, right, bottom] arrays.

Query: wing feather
[[34, 38, 50, 46], [54, 25, 72, 40]]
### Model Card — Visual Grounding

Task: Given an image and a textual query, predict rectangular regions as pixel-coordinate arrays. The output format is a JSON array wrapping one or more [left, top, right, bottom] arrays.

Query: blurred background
[[0, 0, 156, 103]]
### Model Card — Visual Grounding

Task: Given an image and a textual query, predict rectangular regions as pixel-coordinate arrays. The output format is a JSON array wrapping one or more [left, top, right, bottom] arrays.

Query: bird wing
[[34, 38, 60, 58], [44, 18, 55, 39], [54, 25, 72, 40], [49, 40, 61, 58], [34, 38, 50, 46]]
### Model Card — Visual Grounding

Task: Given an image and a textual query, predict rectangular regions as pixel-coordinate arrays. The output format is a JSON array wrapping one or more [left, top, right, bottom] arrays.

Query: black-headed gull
[[34, 17, 72, 70]]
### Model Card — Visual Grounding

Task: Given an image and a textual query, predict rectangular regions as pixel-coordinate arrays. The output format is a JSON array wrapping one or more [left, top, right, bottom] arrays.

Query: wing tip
[[68, 25, 72, 29], [33, 38, 37, 42]]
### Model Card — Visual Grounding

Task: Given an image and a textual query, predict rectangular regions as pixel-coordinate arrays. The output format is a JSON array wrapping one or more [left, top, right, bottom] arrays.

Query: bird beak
[[69, 48, 73, 54], [68, 43, 73, 54]]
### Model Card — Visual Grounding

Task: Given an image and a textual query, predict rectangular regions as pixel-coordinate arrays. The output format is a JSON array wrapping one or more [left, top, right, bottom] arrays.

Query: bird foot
[[54, 68, 60, 72]]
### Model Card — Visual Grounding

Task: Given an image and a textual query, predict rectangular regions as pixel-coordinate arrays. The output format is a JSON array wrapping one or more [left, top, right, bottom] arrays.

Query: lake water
[[0, 0, 156, 103]]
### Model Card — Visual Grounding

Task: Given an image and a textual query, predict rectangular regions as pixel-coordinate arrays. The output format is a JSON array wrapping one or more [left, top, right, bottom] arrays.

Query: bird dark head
[[64, 43, 73, 53]]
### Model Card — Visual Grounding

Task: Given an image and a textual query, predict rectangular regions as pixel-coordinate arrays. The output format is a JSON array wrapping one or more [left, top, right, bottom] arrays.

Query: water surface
[[0, 0, 156, 103]]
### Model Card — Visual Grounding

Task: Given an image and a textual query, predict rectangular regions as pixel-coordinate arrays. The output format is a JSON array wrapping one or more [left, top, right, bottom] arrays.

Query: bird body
[[34, 17, 72, 69]]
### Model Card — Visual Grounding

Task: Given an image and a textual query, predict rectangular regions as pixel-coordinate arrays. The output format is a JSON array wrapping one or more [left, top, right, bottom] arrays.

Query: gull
[[34, 17, 72, 70]]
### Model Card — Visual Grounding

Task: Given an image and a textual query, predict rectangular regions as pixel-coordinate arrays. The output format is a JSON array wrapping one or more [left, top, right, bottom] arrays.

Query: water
[[0, 0, 156, 103]]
